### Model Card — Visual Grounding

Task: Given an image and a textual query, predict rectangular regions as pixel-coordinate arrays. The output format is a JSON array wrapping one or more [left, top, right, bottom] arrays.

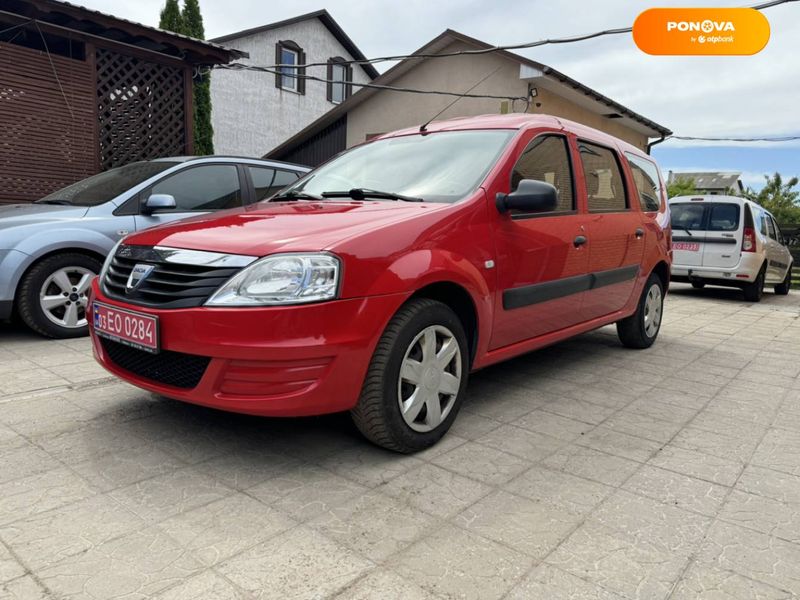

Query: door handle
[[573, 235, 587, 247], [635, 228, 645, 238]]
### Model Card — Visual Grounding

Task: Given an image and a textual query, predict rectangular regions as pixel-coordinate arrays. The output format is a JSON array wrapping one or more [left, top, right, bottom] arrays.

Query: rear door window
[[708, 203, 740, 231], [579, 142, 627, 212], [249, 167, 300, 202]]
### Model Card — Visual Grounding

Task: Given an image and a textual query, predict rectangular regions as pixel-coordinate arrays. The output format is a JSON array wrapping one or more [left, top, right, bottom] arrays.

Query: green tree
[[667, 176, 697, 198], [158, 0, 183, 32], [743, 173, 800, 224], [182, 0, 214, 155]]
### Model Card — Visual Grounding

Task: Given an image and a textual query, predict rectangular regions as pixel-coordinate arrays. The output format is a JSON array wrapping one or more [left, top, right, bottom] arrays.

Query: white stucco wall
[[210, 18, 371, 158]]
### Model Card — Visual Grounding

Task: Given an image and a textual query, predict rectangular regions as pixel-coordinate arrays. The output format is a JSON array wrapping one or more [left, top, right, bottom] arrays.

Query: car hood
[[125, 200, 447, 256], [0, 203, 90, 230]]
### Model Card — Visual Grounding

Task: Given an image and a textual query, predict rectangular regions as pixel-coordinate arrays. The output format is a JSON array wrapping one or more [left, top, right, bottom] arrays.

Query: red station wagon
[[88, 114, 671, 452]]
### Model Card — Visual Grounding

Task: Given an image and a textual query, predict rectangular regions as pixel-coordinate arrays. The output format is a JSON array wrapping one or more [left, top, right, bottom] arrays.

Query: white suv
[[669, 195, 793, 301]]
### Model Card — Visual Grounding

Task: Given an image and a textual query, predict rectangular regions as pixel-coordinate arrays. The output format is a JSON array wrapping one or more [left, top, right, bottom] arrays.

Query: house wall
[[527, 87, 649, 151], [345, 40, 649, 151], [210, 18, 371, 158], [346, 41, 527, 148]]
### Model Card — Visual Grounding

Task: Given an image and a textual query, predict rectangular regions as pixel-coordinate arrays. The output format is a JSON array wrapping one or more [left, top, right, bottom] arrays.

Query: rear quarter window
[[625, 153, 664, 212]]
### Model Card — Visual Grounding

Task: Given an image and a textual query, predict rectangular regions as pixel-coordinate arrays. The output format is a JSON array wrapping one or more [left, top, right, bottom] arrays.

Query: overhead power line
[[256, 0, 796, 71], [213, 63, 530, 105], [667, 135, 800, 142], [208, 0, 797, 107]]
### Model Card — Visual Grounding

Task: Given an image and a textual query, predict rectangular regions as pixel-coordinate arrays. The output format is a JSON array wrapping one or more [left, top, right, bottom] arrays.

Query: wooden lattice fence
[[96, 49, 186, 171]]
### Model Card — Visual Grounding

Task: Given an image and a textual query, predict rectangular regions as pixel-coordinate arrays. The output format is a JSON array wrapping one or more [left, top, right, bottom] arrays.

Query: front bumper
[[88, 279, 408, 417]]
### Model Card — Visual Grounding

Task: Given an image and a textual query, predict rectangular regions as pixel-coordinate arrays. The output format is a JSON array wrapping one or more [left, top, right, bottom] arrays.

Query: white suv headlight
[[205, 253, 340, 306]]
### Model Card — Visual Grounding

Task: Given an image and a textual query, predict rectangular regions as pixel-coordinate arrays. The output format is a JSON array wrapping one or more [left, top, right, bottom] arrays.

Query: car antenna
[[419, 66, 503, 133]]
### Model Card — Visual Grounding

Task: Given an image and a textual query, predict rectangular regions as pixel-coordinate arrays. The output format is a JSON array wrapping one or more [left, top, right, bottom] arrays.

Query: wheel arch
[[650, 260, 670, 291], [14, 247, 105, 304], [409, 281, 479, 367]]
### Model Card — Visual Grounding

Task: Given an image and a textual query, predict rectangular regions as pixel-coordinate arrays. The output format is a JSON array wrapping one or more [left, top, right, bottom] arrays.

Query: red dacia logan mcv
[[89, 114, 671, 452]]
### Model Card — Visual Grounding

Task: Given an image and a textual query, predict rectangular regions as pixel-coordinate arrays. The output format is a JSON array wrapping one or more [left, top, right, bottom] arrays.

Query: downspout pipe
[[647, 134, 670, 154]]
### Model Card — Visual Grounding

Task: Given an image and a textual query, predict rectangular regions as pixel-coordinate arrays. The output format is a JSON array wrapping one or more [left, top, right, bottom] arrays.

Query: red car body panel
[[89, 114, 670, 417]]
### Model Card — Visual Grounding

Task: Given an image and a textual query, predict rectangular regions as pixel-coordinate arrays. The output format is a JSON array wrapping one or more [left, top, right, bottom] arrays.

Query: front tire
[[351, 298, 468, 453], [17, 253, 101, 339], [743, 266, 766, 302], [775, 266, 792, 296], [617, 273, 664, 349]]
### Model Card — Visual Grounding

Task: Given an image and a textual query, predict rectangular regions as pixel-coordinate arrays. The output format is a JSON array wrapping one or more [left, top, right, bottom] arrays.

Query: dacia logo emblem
[[126, 263, 155, 293]]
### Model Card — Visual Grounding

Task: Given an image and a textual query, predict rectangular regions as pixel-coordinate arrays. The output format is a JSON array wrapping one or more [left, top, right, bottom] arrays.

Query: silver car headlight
[[99, 239, 123, 282], [205, 253, 340, 306]]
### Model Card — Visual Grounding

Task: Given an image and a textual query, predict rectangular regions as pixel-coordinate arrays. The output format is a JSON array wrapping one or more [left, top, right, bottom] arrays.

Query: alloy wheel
[[397, 325, 462, 432], [39, 267, 94, 329]]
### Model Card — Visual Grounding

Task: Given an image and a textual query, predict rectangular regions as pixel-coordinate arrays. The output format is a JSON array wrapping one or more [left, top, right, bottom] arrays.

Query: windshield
[[283, 130, 515, 203], [37, 161, 179, 207]]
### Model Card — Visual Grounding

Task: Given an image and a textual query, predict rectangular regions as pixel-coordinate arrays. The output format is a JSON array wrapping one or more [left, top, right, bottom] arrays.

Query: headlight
[[205, 253, 340, 306], [99, 239, 123, 281]]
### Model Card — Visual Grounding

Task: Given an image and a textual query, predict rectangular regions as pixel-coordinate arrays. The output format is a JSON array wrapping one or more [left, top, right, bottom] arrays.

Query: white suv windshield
[[285, 130, 515, 203]]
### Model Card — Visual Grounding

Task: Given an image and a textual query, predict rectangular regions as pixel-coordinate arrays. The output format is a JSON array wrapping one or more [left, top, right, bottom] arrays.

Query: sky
[[75, 0, 800, 190]]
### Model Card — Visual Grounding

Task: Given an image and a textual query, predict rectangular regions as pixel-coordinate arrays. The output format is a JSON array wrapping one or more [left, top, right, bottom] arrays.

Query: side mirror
[[142, 194, 176, 215], [496, 179, 558, 214]]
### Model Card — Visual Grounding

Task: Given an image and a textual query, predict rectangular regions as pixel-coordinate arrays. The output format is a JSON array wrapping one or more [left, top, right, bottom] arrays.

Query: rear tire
[[743, 266, 766, 302], [17, 253, 101, 339], [351, 298, 468, 453], [691, 281, 705, 289], [617, 273, 664, 349], [775, 266, 792, 296]]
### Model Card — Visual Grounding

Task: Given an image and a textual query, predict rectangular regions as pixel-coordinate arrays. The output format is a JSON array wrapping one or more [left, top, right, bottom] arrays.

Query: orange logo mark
[[633, 8, 770, 55]]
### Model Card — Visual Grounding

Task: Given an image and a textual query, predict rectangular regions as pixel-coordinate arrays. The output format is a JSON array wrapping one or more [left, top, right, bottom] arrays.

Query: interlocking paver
[[216, 526, 372, 600], [1, 284, 800, 598]]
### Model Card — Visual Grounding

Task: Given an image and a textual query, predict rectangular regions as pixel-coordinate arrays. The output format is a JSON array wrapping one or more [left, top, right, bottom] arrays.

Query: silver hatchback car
[[0, 156, 309, 338]]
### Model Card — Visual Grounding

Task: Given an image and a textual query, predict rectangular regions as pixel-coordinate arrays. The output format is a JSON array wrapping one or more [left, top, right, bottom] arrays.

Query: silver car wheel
[[397, 325, 462, 433], [39, 267, 94, 329], [643, 283, 662, 338]]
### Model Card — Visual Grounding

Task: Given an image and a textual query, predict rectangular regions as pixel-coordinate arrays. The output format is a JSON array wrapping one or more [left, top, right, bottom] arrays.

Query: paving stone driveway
[[1, 283, 800, 599]]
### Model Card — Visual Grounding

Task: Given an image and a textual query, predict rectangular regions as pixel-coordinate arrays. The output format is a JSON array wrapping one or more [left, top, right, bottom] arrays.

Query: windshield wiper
[[321, 188, 423, 203], [674, 226, 693, 237], [270, 190, 324, 201], [35, 199, 73, 206]]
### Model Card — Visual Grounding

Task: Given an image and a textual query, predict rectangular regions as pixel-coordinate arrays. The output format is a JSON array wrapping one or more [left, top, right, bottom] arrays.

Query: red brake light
[[742, 227, 756, 252]]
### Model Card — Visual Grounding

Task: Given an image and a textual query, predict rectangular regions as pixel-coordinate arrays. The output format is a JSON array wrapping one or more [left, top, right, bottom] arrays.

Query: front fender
[[14, 228, 121, 260], [358, 248, 494, 362]]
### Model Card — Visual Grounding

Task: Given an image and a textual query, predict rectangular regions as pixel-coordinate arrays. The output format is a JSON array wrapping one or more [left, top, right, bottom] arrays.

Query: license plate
[[92, 302, 159, 353], [674, 242, 700, 252]]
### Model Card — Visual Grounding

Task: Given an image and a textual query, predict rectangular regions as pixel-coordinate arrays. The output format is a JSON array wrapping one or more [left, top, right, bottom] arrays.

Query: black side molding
[[503, 264, 640, 310], [503, 273, 592, 310]]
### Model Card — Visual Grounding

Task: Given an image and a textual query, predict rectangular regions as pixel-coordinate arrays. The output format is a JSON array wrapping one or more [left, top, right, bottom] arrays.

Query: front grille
[[101, 337, 210, 389], [102, 245, 248, 308]]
